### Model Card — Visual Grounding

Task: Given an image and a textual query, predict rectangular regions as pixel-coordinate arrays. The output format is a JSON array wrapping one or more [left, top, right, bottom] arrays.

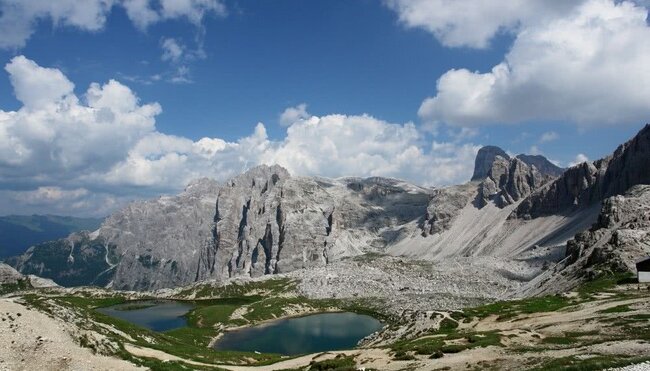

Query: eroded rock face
[[516, 154, 564, 178], [513, 160, 607, 219], [422, 149, 556, 238], [527, 185, 650, 295], [471, 146, 510, 181], [195, 165, 336, 281], [565, 185, 650, 273], [11, 166, 432, 290], [515, 124, 650, 219], [475, 156, 544, 209], [421, 183, 475, 237], [104, 178, 221, 290]]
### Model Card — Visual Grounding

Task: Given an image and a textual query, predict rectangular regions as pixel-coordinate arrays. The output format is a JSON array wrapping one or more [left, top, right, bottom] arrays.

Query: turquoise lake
[[212, 312, 383, 355], [97, 300, 194, 332], [98, 302, 383, 355]]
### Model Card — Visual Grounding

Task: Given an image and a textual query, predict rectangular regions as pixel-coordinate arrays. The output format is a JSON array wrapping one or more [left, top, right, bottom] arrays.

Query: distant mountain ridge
[[0, 215, 103, 258], [471, 146, 564, 181], [515, 154, 564, 178], [7, 125, 649, 292]]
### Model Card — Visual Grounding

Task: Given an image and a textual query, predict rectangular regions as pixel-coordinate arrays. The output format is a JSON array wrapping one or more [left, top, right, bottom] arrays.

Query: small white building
[[637, 257, 650, 283]]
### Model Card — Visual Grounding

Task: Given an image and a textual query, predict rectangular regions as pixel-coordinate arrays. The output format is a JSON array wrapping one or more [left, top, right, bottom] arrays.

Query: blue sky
[[1, 1, 502, 140], [0, 0, 648, 216]]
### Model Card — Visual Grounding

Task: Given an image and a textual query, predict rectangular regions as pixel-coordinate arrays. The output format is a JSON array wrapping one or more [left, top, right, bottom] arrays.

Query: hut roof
[[636, 257, 650, 272]]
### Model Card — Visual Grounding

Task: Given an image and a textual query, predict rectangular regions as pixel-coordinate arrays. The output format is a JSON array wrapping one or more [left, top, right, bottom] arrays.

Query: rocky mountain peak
[[475, 155, 544, 208], [516, 154, 564, 178], [226, 164, 291, 188], [183, 177, 220, 195], [471, 145, 510, 181], [8, 125, 650, 292]]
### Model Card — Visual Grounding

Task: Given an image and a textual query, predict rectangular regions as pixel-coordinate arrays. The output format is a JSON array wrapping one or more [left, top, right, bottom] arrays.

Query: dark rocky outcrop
[[471, 146, 510, 181], [516, 154, 564, 178], [475, 156, 544, 208], [565, 185, 650, 273], [527, 185, 650, 295], [514, 124, 650, 219]]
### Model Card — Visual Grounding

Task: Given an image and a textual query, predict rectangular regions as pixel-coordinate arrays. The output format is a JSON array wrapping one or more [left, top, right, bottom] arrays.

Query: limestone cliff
[[524, 185, 650, 295], [10, 166, 432, 290], [514, 124, 650, 219], [475, 156, 544, 209], [9, 125, 650, 292], [471, 146, 510, 181]]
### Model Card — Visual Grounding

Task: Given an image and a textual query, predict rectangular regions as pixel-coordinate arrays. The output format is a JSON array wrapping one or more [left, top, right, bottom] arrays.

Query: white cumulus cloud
[[279, 103, 310, 126], [0, 56, 481, 216], [569, 153, 590, 167], [540, 131, 559, 143], [0, 0, 226, 48], [384, 0, 580, 48], [417, 0, 650, 127]]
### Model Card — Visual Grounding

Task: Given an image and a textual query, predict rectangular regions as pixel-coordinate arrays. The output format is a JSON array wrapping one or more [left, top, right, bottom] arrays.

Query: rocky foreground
[[2, 273, 650, 371], [0, 298, 142, 371]]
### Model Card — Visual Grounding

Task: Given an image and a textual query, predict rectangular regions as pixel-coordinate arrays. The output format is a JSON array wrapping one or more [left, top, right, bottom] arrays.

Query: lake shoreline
[[211, 311, 384, 355]]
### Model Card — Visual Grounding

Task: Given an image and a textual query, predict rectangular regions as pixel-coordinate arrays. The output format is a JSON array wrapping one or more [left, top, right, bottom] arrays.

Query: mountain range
[[0, 215, 103, 258], [6, 125, 650, 294]]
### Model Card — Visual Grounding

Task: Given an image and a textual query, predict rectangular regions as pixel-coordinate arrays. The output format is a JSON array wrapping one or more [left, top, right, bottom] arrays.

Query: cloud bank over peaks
[[0, 56, 480, 216]]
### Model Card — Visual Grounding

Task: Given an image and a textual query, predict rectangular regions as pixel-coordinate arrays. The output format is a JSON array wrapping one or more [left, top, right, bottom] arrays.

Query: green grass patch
[[188, 296, 262, 328], [628, 314, 650, 321], [392, 350, 416, 361], [577, 272, 636, 298], [599, 304, 632, 314], [309, 354, 357, 370], [463, 295, 571, 321], [58, 295, 128, 309], [0, 278, 32, 295], [437, 318, 459, 333], [391, 330, 502, 357], [541, 330, 601, 346]]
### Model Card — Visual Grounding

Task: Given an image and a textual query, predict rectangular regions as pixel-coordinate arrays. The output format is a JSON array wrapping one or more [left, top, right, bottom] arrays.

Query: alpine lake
[[97, 299, 383, 355]]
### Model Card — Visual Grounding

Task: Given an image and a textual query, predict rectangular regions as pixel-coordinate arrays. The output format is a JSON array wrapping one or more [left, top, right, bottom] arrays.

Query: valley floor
[[2, 272, 650, 371], [284, 253, 552, 314]]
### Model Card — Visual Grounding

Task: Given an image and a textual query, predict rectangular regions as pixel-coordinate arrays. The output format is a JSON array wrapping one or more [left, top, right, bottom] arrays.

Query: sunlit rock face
[[12, 164, 433, 290], [9, 125, 650, 292]]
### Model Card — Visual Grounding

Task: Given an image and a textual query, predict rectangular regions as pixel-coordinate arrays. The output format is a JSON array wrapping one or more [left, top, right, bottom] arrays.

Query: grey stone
[[514, 124, 650, 219], [471, 146, 510, 181]]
